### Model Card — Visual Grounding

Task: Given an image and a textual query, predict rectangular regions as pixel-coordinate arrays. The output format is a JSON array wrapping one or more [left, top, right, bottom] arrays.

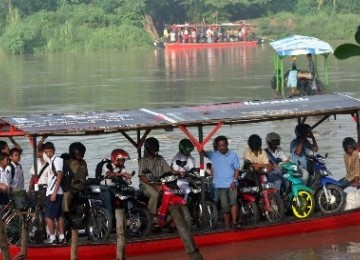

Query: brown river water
[[1, 43, 360, 259]]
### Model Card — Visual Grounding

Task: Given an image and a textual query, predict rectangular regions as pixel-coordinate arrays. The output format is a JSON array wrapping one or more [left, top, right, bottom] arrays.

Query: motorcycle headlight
[[115, 193, 128, 200], [319, 169, 331, 176]]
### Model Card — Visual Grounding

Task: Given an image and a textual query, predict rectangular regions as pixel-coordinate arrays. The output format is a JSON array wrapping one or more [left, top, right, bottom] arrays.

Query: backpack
[[95, 159, 112, 180], [8, 162, 22, 182], [51, 157, 73, 192]]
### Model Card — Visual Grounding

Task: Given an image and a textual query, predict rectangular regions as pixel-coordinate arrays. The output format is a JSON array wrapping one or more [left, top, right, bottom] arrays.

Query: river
[[1, 44, 360, 259]]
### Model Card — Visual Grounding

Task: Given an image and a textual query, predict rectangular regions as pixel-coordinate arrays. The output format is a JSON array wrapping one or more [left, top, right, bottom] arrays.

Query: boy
[[9, 147, 24, 190], [0, 152, 10, 204], [338, 137, 360, 189]]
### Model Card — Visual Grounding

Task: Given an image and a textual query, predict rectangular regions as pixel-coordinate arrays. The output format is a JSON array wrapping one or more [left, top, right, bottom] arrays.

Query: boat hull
[[4, 209, 360, 259], [164, 41, 257, 50]]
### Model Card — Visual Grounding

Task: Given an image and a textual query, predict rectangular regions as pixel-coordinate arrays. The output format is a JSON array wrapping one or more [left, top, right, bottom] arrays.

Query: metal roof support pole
[[120, 129, 151, 160], [280, 58, 285, 97], [324, 54, 329, 92], [198, 125, 206, 205]]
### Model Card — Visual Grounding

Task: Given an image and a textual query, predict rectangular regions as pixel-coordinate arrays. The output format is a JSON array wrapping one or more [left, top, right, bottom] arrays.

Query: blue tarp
[[269, 35, 333, 57]]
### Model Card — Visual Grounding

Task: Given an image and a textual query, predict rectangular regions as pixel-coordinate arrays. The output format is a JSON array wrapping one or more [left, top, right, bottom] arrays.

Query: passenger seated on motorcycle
[[171, 138, 196, 201], [290, 124, 318, 184], [102, 149, 132, 186], [138, 137, 181, 221], [338, 137, 360, 189], [264, 132, 290, 191], [244, 134, 273, 173], [0, 152, 10, 205]]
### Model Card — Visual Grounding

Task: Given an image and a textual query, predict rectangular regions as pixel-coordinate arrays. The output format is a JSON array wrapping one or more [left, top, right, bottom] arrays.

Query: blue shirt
[[290, 138, 312, 169], [206, 150, 240, 188]]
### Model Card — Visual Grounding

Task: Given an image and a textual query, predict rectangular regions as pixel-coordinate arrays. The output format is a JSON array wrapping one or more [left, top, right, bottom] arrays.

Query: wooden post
[[169, 205, 203, 260], [71, 229, 79, 260], [115, 208, 126, 260], [0, 217, 10, 260], [20, 216, 29, 255]]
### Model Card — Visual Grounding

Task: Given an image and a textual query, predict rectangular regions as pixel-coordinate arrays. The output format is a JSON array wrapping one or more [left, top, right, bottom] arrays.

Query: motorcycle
[[237, 169, 260, 226], [140, 171, 192, 231], [180, 168, 218, 230], [68, 179, 113, 242], [307, 153, 346, 214], [279, 161, 315, 219], [108, 173, 152, 238], [240, 160, 285, 223]]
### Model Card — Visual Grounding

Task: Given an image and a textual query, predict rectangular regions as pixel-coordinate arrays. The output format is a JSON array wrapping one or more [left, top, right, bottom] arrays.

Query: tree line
[[0, 0, 359, 54]]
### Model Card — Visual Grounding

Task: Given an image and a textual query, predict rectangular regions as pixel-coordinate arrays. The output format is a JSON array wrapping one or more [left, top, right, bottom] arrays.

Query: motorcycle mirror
[[324, 153, 328, 158], [176, 160, 187, 168], [131, 171, 136, 176], [206, 162, 212, 170]]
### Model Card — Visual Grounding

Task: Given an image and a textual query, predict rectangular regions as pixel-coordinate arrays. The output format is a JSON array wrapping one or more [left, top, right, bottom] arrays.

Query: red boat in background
[[155, 23, 262, 49]]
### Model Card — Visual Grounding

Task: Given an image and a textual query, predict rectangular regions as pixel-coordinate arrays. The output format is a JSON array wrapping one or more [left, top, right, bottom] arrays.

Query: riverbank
[[0, 10, 358, 55]]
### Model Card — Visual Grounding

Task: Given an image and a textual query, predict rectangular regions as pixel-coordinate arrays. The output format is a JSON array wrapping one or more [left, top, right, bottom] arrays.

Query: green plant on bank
[[334, 26, 360, 60]]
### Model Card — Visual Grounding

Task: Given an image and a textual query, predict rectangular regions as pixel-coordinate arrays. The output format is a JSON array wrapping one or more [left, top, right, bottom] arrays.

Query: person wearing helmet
[[264, 132, 289, 192], [138, 137, 180, 220], [338, 137, 360, 189], [171, 138, 196, 201], [244, 134, 273, 172], [202, 135, 240, 229], [101, 149, 132, 186], [290, 123, 318, 183]]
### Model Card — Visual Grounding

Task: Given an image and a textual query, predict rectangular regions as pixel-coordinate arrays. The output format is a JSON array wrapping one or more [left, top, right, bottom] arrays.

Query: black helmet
[[295, 124, 311, 138], [69, 142, 86, 158], [248, 134, 262, 151], [144, 137, 159, 153], [342, 137, 357, 152], [179, 138, 194, 154], [266, 132, 281, 143]]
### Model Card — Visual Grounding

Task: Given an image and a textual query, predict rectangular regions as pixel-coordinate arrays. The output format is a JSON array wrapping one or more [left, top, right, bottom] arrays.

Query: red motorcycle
[[142, 172, 193, 230], [239, 160, 285, 223]]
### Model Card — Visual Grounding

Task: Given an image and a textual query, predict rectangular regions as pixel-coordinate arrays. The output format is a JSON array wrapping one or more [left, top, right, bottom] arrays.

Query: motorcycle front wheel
[[126, 207, 151, 238], [239, 201, 260, 226], [264, 192, 285, 222], [316, 184, 346, 214], [196, 201, 218, 230], [291, 190, 315, 219], [88, 206, 112, 242]]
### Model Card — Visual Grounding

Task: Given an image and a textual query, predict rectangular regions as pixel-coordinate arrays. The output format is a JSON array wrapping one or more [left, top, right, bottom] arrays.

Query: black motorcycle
[[68, 179, 113, 242], [106, 173, 152, 238]]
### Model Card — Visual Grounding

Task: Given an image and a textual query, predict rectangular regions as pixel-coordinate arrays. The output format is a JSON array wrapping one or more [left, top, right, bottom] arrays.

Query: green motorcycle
[[279, 161, 315, 219]]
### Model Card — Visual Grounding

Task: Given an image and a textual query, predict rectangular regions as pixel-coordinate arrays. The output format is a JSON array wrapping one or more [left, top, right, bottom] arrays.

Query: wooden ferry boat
[[1, 93, 360, 259]]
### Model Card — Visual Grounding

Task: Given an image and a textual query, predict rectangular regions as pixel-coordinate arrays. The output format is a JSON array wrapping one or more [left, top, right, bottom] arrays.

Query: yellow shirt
[[344, 152, 360, 181], [243, 147, 269, 164]]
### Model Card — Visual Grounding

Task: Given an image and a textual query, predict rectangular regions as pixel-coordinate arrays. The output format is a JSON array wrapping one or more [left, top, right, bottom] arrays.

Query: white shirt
[[0, 167, 10, 189], [46, 155, 64, 196], [10, 162, 24, 190], [171, 152, 196, 172], [30, 159, 50, 186], [265, 147, 289, 163], [101, 162, 125, 186]]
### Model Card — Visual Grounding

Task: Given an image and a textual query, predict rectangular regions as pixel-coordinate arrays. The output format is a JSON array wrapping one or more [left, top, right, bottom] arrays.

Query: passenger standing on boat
[[206, 27, 214, 43], [171, 138, 195, 201], [0, 138, 22, 155], [191, 28, 197, 43], [62, 142, 88, 231], [307, 53, 317, 91], [29, 136, 49, 194], [0, 152, 10, 204], [163, 27, 169, 43], [170, 29, 176, 42], [42, 141, 65, 244], [138, 137, 180, 222], [290, 124, 318, 184], [202, 135, 240, 229], [338, 137, 360, 189], [183, 28, 189, 43], [264, 132, 289, 192], [8, 147, 24, 190]]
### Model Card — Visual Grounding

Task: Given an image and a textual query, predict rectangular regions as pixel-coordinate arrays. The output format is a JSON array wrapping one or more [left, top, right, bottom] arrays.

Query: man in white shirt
[[0, 152, 10, 204]]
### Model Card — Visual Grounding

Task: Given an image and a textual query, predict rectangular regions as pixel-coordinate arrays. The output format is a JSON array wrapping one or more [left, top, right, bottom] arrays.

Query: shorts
[[45, 194, 63, 219], [218, 188, 237, 213]]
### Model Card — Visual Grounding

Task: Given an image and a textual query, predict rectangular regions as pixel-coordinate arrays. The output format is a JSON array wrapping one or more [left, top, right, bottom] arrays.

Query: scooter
[[307, 153, 346, 214], [279, 161, 315, 219]]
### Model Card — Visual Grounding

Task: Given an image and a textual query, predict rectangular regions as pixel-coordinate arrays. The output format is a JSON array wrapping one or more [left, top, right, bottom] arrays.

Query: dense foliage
[[0, 0, 359, 53]]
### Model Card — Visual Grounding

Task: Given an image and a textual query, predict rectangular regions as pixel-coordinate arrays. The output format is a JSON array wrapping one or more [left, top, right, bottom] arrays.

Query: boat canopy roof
[[170, 23, 250, 29], [0, 93, 359, 137], [269, 35, 333, 57]]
